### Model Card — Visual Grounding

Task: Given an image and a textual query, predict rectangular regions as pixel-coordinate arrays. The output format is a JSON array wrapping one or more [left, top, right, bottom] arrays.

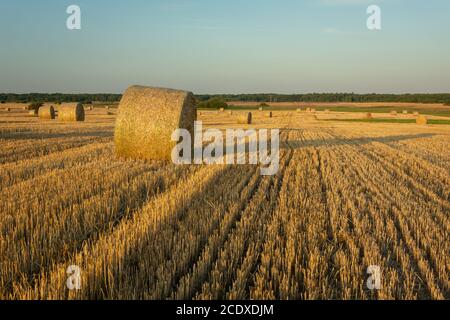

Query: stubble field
[[0, 105, 448, 300]]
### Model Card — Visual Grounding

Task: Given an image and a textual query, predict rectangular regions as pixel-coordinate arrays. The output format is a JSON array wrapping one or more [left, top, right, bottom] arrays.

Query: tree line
[[1, 92, 449, 106]]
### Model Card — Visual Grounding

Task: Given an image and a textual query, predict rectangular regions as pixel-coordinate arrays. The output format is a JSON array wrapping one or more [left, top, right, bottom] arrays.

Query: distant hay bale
[[365, 113, 373, 119], [259, 107, 263, 111], [265, 111, 273, 118], [402, 110, 408, 114], [106, 111, 114, 115], [38, 106, 55, 119], [219, 108, 224, 112], [306, 108, 311, 112], [237, 112, 252, 125], [115, 85, 196, 161], [311, 108, 316, 113], [390, 111, 397, 116], [416, 115, 428, 125], [296, 108, 301, 112], [324, 109, 330, 113], [413, 111, 419, 116], [105, 106, 110, 110], [28, 109, 38, 117], [229, 110, 233, 115], [58, 103, 85, 122]]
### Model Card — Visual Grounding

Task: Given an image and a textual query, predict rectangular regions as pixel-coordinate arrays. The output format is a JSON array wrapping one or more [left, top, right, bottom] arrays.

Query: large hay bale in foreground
[[237, 112, 252, 125], [115, 85, 196, 161], [38, 106, 55, 119], [59, 103, 85, 122], [416, 115, 428, 125]]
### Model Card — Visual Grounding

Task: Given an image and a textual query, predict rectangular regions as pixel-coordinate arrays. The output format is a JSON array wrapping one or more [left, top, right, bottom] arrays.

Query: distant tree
[[197, 98, 228, 109]]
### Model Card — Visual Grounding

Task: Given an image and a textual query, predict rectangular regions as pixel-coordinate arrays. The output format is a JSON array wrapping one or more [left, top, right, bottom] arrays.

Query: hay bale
[[311, 108, 316, 113], [259, 107, 263, 112], [390, 111, 397, 116], [416, 115, 428, 125], [58, 103, 85, 122], [237, 112, 252, 125], [219, 108, 224, 112], [296, 108, 301, 113], [365, 113, 373, 119], [413, 111, 419, 116], [402, 110, 408, 114], [306, 108, 311, 112], [38, 106, 55, 119], [229, 110, 233, 116], [324, 109, 330, 113], [115, 85, 196, 161], [105, 106, 110, 110], [265, 111, 273, 118], [4, 107, 11, 112], [28, 109, 38, 117]]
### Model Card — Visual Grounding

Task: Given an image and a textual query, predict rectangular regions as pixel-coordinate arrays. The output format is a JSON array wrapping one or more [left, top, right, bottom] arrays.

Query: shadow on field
[[282, 131, 435, 149], [0, 130, 113, 140]]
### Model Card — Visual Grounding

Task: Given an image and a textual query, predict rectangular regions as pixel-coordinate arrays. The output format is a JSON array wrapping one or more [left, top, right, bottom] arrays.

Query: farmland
[[0, 104, 449, 300]]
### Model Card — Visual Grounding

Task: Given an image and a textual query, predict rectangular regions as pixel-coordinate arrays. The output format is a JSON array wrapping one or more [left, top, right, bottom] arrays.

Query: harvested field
[[0, 106, 449, 300]]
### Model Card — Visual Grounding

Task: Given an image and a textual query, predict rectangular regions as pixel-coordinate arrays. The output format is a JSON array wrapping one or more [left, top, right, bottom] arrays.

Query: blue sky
[[0, 0, 449, 94]]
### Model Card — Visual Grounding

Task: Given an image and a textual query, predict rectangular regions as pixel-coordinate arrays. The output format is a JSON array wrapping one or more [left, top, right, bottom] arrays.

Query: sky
[[0, 0, 449, 94]]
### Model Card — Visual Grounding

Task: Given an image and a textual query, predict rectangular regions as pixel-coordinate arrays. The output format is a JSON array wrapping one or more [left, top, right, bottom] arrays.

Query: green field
[[322, 118, 450, 125], [223, 105, 450, 117]]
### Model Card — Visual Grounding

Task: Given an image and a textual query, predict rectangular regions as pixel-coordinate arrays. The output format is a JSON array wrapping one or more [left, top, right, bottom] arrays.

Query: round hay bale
[[237, 112, 252, 125], [115, 85, 196, 161], [416, 115, 428, 125], [5, 107, 11, 112], [306, 108, 311, 112], [365, 113, 373, 119], [28, 109, 38, 117], [402, 110, 408, 114], [390, 111, 397, 116], [311, 108, 316, 113], [105, 106, 110, 110], [265, 111, 273, 118], [296, 108, 301, 112], [219, 108, 224, 112], [259, 107, 263, 112], [229, 110, 233, 116], [38, 106, 55, 119], [59, 103, 85, 122], [413, 112, 419, 116]]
